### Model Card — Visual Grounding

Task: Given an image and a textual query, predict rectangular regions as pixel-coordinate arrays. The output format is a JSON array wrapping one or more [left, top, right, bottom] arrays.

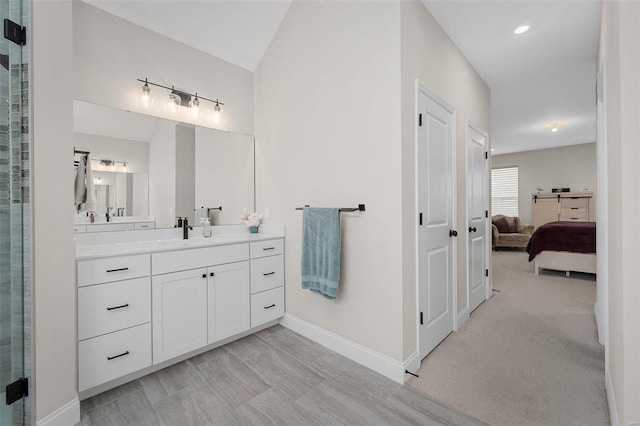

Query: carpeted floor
[[408, 249, 609, 426]]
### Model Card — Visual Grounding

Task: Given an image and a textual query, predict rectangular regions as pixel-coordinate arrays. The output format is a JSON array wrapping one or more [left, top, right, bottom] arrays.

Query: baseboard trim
[[280, 313, 407, 384], [456, 307, 470, 330], [36, 397, 80, 426], [606, 370, 619, 426]]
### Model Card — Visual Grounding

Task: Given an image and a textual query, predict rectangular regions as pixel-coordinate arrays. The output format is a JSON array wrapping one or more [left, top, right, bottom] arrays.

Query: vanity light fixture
[[513, 23, 530, 35], [136, 78, 224, 124], [122, 162, 128, 171], [140, 78, 152, 108]]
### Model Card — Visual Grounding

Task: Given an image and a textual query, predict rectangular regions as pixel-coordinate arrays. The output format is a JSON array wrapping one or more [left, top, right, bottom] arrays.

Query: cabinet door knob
[[210, 272, 215, 277], [202, 273, 207, 279]]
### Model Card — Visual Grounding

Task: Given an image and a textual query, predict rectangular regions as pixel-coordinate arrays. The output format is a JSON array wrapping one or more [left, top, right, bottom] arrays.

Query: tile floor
[[78, 325, 486, 426]]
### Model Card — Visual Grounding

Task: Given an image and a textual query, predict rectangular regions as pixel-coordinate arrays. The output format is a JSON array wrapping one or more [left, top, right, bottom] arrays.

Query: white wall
[[32, 0, 78, 422], [73, 133, 150, 174], [73, 0, 254, 135], [400, 0, 491, 356], [491, 143, 596, 225], [255, 0, 405, 361], [598, 1, 640, 424], [148, 120, 177, 228]]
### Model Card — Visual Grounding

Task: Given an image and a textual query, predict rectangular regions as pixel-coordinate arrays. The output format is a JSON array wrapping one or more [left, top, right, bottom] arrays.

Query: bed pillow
[[493, 217, 511, 234]]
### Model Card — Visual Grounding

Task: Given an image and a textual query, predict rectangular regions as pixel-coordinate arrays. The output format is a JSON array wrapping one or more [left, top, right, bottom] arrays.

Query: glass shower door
[[0, 0, 28, 424]]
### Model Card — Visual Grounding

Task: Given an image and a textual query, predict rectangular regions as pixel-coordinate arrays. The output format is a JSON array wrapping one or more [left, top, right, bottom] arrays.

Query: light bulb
[[213, 102, 222, 124], [168, 89, 181, 113], [123, 162, 128, 171], [189, 95, 200, 119], [110, 162, 115, 171], [140, 81, 152, 108], [513, 23, 530, 35], [551, 126, 558, 133]]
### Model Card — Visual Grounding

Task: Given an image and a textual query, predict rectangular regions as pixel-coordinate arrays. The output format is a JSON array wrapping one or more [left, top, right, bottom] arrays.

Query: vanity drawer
[[561, 198, 589, 209], [134, 222, 155, 230], [560, 208, 589, 221], [78, 323, 151, 392], [152, 243, 249, 275], [250, 239, 284, 259], [78, 277, 151, 341], [251, 287, 284, 328], [78, 254, 150, 287], [250, 255, 284, 294]]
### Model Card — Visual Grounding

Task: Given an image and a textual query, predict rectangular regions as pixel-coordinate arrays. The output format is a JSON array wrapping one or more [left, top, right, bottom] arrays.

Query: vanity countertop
[[75, 216, 156, 225], [75, 225, 285, 260]]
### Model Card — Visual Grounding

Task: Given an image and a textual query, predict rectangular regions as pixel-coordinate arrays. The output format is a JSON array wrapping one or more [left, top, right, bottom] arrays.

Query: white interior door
[[417, 83, 456, 360], [467, 124, 488, 314]]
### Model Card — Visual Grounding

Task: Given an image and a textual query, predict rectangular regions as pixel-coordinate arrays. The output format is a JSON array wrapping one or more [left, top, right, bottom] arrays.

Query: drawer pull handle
[[263, 272, 275, 276], [107, 351, 130, 361], [106, 303, 129, 311], [106, 267, 129, 273], [264, 304, 276, 310], [571, 217, 579, 220], [571, 207, 579, 210], [263, 247, 275, 251]]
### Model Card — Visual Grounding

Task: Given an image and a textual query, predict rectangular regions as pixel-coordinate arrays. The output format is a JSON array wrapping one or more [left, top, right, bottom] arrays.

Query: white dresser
[[531, 191, 594, 228], [76, 227, 285, 397]]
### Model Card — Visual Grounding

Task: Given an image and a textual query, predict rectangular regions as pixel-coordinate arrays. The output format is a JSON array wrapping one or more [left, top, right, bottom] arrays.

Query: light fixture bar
[[136, 78, 224, 106]]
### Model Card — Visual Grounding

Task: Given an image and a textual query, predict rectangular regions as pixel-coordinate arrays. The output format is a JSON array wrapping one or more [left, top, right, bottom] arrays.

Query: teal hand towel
[[301, 207, 341, 298]]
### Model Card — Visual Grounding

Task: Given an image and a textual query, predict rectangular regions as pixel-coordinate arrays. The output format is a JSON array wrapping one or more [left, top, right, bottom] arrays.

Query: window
[[491, 166, 519, 216]]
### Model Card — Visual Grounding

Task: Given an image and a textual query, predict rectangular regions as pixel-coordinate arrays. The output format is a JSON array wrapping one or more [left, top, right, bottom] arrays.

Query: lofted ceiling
[[82, 1, 600, 155], [423, 0, 601, 155], [83, 0, 293, 72]]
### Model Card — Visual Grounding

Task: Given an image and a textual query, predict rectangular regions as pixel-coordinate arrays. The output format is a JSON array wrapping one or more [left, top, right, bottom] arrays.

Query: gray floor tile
[[195, 351, 270, 407], [186, 345, 227, 367], [87, 389, 161, 426], [296, 379, 396, 426], [312, 352, 400, 405], [257, 326, 331, 365], [187, 382, 241, 426], [224, 334, 273, 361], [152, 361, 202, 395], [246, 348, 324, 399], [139, 373, 169, 404], [81, 379, 142, 413], [152, 388, 212, 426], [388, 386, 489, 426], [234, 388, 320, 426]]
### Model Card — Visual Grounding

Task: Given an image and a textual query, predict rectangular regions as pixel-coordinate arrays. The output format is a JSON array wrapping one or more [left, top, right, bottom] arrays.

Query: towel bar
[[295, 204, 365, 212]]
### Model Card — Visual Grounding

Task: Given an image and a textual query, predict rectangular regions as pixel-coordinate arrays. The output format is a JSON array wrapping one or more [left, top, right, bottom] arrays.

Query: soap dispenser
[[202, 217, 212, 238]]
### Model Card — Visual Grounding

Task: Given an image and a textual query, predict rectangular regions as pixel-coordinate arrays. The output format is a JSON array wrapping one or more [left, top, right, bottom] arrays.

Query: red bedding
[[526, 221, 596, 262]]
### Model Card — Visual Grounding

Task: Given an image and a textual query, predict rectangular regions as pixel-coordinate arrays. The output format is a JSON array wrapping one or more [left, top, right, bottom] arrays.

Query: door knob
[[469, 227, 477, 233]]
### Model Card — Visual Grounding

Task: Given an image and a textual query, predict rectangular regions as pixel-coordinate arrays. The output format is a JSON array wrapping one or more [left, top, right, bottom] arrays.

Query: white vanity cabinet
[[77, 234, 285, 397]]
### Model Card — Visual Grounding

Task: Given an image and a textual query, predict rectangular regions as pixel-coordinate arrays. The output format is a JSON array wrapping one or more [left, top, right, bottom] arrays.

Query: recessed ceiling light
[[513, 23, 530, 35]]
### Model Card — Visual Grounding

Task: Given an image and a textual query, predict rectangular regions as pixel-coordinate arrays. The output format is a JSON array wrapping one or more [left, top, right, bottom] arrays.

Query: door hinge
[[420, 312, 423, 325], [418, 113, 422, 127], [485, 152, 488, 159], [485, 269, 489, 277], [4, 19, 26, 46], [6, 377, 28, 405], [485, 210, 488, 218], [419, 212, 423, 226]]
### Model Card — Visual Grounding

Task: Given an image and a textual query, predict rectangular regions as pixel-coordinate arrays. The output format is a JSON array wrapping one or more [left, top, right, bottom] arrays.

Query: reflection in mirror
[[73, 100, 255, 230]]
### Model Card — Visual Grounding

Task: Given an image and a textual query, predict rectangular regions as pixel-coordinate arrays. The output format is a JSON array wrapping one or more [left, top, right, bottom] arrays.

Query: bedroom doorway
[[416, 81, 457, 360], [466, 123, 489, 314]]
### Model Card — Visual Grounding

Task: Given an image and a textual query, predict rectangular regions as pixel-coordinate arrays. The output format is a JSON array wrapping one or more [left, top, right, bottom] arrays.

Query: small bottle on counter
[[202, 218, 212, 238], [89, 212, 95, 223]]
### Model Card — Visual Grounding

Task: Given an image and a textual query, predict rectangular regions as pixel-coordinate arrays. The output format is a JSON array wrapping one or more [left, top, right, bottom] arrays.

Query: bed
[[526, 221, 596, 276]]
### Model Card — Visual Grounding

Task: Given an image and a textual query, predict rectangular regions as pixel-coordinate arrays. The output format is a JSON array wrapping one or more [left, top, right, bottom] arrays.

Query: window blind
[[491, 166, 519, 216]]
